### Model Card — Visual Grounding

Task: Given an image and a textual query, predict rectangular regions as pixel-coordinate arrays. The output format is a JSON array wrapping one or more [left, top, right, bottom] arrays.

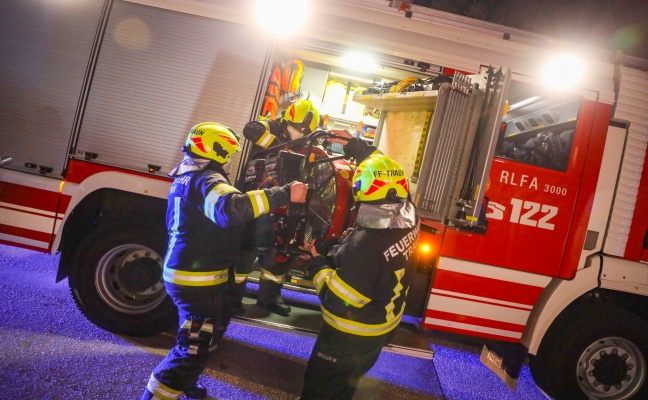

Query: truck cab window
[[495, 87, 581, 172]]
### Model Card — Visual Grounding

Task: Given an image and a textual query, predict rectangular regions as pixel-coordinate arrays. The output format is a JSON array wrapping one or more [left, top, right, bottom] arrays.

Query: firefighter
[[142, 122, 307, 400], [231, 99, 321, 316], [299, 150, 420, 400]]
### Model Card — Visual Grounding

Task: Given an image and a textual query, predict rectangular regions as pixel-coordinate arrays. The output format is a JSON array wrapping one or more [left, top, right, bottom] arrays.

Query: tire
[[68, 227, 176, 337], [529, 307, 648, 400]]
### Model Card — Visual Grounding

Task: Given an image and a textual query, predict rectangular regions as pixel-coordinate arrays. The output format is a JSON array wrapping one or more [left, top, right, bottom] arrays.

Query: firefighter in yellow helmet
[[142, 122, 307, 400], [246, 98, 321, 149], [231, 99, 322, 316], [299, 131, 420, 400]]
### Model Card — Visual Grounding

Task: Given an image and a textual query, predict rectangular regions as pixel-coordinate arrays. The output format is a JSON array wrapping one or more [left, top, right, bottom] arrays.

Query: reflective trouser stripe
[[180, 319, 214, 338], [146, 373, 182, 400], [260, 268, 283, 283], [234, 273, 248, 284], [163, 268, 228, 286]]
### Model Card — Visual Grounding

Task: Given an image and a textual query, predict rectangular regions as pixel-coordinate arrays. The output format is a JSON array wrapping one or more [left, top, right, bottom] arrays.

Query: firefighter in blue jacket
[[142, 122, 307, 400], [300, 145, 420, 400], [231, 99, 321, 316]]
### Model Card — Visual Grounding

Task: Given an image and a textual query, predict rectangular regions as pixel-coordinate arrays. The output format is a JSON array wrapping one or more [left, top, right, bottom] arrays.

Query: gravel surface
[[0, 244, 548, 399]]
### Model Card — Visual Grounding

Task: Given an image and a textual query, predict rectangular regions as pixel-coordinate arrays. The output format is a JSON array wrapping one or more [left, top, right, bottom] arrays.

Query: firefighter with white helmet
[[299, 133, 420, 400], [142, 122, 307, 400], [232, 99, 322, 316]]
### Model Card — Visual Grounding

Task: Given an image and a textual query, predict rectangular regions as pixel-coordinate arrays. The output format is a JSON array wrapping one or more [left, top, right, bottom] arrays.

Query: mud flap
[[479, 342, 528, 390]]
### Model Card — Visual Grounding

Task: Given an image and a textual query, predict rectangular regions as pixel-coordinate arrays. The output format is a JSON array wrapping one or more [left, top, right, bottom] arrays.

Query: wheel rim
[[95, 244, 167, 314], [577, 336, 646, 399]]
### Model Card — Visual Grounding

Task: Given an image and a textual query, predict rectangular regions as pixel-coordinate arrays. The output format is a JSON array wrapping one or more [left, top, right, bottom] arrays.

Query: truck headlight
[[542, 54, 585, 91]]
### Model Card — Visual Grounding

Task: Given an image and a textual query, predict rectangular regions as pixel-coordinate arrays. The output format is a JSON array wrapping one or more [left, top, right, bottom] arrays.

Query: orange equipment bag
[[281, 58, 304, 103], [261, 66, 282, 119]]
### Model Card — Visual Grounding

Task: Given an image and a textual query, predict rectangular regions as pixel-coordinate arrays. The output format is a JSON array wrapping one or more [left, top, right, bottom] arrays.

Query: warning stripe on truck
[[0, 184, 67, 252], [423, 257, 551, 342]]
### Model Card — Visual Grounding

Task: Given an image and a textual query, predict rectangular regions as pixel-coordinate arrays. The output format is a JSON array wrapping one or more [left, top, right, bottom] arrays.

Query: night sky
[[413, 0, 648, 59]]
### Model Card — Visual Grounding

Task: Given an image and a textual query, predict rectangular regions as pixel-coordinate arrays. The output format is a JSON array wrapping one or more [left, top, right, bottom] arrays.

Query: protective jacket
[[311, 202, 420, 336], [163, 159, 290, 284]]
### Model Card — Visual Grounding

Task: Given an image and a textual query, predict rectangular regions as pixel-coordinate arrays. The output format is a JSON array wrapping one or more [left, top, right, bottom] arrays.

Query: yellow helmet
[[184, 122, 241, 163], [281, 99, 320, 134], [352, 155, 409, 203]]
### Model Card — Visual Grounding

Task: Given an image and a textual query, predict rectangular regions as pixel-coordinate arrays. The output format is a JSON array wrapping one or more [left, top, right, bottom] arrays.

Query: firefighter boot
[[229, 281, 247, 316], [258, 295, 291, 316], [257, 279, 291, 316], [231, 302, 245, 317], [183, 382, 207, 399], [256, 251, 291, 316]]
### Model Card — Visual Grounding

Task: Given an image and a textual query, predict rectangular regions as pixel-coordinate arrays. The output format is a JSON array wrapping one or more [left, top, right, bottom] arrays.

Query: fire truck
[[1, 1, 647, 399]]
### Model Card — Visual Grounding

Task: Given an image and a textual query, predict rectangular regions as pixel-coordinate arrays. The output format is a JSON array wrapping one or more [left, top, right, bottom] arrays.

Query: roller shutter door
[[0, 0, 105, 178], [77, 1, 269, 177], [605, 67, 648, 258]]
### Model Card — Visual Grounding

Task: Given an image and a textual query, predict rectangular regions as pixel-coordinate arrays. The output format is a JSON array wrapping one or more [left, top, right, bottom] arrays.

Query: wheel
[[68, 227, 176, 336], [529, 307, 648, 400]]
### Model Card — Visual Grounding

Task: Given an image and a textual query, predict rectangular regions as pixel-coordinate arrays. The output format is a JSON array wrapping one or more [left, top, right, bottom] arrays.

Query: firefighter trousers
[[234, 247, 288, 305], [237, 214, 288, 306], [300, 323, 396, 400], [230, 250, 256, 309], [256, 246, 289, 305], [142, 282, 231, 400]]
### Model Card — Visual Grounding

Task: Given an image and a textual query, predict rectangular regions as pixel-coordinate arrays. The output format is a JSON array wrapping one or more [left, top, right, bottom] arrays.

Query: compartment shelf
[[353, 90, 439, 112]]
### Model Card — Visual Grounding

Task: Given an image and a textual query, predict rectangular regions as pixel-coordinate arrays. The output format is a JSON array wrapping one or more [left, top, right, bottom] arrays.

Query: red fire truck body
[[425, 97, 613, 341]]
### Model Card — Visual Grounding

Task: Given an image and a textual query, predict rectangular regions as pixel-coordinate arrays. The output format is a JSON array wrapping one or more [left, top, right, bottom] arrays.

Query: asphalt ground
[[0, 244, 548, 399]]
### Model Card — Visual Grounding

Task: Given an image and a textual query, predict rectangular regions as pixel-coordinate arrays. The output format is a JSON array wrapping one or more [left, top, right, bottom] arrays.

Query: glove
[[304, 255, 331, 280], [315, 238, 338, 258], [343, 137, 372, 160]]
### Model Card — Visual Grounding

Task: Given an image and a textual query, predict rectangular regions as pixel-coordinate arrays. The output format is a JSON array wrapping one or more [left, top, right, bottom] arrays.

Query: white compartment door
[[0, 0, 105, 178], [77, 1, 270, 176]]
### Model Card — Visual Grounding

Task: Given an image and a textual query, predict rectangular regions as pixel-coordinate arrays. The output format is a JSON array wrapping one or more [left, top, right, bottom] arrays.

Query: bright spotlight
[[542, 54, 585, 91], [340, 53, 378, 73], [255, 0, 309, 38]]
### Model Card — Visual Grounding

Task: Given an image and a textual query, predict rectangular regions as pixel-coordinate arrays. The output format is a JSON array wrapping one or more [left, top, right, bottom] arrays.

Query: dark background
[[413, 0, 648, 59]]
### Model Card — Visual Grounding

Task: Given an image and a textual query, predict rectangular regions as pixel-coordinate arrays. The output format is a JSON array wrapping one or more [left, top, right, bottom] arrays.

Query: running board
[[232, 297, 434, 360], [246, 275, 317, 295]]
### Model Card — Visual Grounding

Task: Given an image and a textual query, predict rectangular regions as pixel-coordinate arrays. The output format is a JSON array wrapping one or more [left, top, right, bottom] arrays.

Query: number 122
[[509, 198, 558, 230]]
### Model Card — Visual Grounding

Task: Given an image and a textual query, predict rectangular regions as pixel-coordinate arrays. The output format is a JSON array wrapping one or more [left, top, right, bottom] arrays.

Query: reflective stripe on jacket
[[315, 223, 420, 336]]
